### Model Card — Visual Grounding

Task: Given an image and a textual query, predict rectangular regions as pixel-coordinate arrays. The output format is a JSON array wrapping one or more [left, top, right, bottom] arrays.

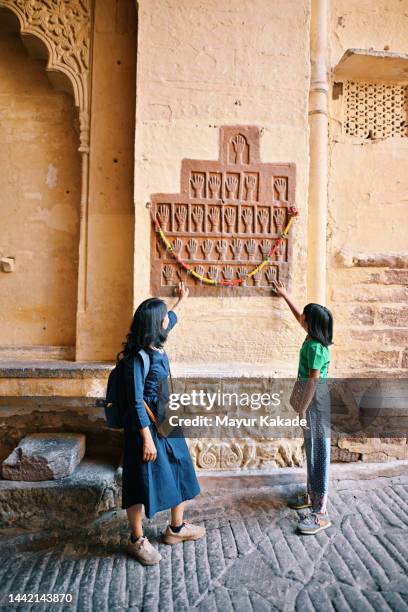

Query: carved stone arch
[[0, 0, 91, 151]]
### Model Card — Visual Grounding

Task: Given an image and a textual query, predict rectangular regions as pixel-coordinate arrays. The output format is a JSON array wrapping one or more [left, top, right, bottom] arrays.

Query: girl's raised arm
[[171, 281, 189, 317], [272, 280, 303, 326]]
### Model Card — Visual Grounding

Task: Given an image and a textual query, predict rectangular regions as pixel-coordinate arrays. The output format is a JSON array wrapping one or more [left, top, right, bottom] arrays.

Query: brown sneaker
[[163, 522, 206, 545], [127, 536, 162, 565], [297, 512, 332, 535]]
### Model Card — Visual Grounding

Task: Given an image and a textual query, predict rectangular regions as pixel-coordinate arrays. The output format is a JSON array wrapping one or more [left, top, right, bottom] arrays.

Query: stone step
[[0, 459, 120, 530], [1, 458, 407, 531]]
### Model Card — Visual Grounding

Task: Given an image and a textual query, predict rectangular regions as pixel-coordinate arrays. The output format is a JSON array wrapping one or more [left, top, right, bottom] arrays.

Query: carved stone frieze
[[150, 126, 296, 296], [189, 438, 304, 470]]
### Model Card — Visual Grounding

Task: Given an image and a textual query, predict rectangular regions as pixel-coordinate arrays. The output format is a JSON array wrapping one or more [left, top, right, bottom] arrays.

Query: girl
[[273, 280, 333, 535], [121, 282, 204, 564]]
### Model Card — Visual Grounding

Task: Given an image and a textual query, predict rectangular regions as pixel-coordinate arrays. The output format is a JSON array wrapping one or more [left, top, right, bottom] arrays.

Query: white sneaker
[[127, 536, 162, 565], [163, 522, 206, 545]]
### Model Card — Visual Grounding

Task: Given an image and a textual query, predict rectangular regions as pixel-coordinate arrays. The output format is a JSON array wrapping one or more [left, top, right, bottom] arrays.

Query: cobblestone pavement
[[0, 475, 407, 612]]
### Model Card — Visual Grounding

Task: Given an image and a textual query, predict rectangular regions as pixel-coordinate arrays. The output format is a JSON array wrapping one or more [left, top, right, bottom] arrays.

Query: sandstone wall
[[0, 10, 80, 357], [0, 0, 136, 362], [134, 0, 311, 375], [327, 0, 408, 376]]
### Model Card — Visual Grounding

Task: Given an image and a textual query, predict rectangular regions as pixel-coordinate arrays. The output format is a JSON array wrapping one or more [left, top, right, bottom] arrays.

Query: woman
[[121, 282, 204, 564], [273, 280, 333, 535]]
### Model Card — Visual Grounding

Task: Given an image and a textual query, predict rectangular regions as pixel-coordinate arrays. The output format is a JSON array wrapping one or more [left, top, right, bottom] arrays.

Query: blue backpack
[[104, 349, 150, 429]]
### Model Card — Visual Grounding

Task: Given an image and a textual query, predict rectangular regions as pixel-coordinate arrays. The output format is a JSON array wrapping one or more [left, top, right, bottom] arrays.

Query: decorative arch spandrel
[[0, 0, 91, 128]]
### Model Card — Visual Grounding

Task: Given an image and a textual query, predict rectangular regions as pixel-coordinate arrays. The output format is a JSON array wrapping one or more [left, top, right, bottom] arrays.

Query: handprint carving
[[172, 238, 183, 255], [275, 240, 285, 261], [237, 266, 247, 286], [231, 239, 243, 260], [265, 267, 277, 286], [253, 269, 262, 287], [273, 208, 286, 233], [258, 209, 269, 233], [242, 209, 253, 232], [208, 207, 220, 231], [191, 173, 205, 198], [223, 266, 234, 281], [260, 239, 272, 258], [274, 178, 287, 202], [192, 206, 203, 232], [232, 134, 246, 164], [202, 239, 213, 261], [175, 205, 187, 231], [209, 175, 221, 199], [225, 207, 236, 232], [187, 239, 198, 260], [195, 265, 205, 282], [151, 126, 295, 296], [158, 205, 170, 230], [245, 239, 256, 260], [225, 176, 239, 199], [163, 265, 174, 285], [245, 175, 256, 200], [216, 240, 228, 261], [208, 266, 219, 282]]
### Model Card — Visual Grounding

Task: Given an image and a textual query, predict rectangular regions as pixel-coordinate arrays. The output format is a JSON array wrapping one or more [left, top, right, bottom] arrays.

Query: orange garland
[[151, 206, 299, 286]]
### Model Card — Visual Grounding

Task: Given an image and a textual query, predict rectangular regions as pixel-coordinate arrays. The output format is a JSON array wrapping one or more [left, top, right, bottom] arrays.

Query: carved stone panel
[[150, 126, 296, 296]]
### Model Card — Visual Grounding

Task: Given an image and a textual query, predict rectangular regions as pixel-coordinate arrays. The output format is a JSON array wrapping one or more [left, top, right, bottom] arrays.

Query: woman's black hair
[[122, 298, 169, 357], [303, 303, 333, 347]]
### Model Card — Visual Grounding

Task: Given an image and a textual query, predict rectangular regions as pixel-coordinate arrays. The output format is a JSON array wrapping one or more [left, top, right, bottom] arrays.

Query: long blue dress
[[121, 311, 201, 518]]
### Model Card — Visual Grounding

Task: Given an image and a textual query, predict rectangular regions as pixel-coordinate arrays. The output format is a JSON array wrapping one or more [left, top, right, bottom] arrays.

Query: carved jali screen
[[150, 126, 296, 296]]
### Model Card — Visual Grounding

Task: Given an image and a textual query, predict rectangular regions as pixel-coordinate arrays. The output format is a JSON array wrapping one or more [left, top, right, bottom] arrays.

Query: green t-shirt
[[297, 338, 330, 379]]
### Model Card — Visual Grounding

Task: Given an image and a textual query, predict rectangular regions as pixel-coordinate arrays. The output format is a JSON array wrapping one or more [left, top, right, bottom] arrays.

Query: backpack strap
[[138, 349, 150, 381], [134, 349, 159, 428]]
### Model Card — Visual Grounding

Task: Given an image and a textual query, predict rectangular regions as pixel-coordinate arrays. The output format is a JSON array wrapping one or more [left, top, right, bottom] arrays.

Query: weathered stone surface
[[350, 305, 375, 325], [0, 472, 407, 611], [338, 249, 408, 269], [330, 446, 360, 462], [378, 306, 408, 327], [383, 269, 408, 285], [2, 433, 86, 481], [0, 459, 120, 529], [339, 437, 408, 461]]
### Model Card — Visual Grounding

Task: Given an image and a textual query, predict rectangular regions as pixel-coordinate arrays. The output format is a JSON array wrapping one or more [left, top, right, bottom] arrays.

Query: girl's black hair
[[122, 298, 169, 357], [303, 303, 333, 347]]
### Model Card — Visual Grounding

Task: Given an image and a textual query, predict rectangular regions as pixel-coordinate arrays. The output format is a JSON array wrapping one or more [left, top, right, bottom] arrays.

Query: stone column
[[307, 0, 329, 305]]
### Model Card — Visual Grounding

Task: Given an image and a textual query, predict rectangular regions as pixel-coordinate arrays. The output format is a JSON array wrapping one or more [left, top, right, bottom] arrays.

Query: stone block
[[0, 459, 120, 529], [378, 306, 408, 327], [384, 270, 408, 285], [331, 446, 360, 462], [352, 329, 408, 347], [2, 433, 86, 481], [351, 306, 375, 325]]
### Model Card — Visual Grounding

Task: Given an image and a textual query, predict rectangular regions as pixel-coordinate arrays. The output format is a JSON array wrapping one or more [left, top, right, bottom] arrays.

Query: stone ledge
[[338, 249, 408, 269], [0, 359, 404, 380], [0, 360, 113, 379], [199, 458, 408, 491]]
